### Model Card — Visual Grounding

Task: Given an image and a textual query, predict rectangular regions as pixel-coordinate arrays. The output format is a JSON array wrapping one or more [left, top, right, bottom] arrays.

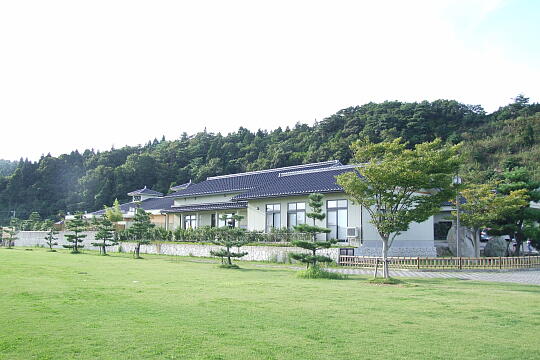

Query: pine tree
[[44, 227, 59, 251], [127, 208, 154, 259], [209, 216, 249, 268], [4, 228, 17, 249], [92, 218, 117, 255], [63, 213, 87, 253], [291, 193, 335, 269]]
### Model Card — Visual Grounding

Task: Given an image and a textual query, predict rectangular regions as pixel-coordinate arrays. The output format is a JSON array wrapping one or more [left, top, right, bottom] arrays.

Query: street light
[[453, 175, 462, 257]]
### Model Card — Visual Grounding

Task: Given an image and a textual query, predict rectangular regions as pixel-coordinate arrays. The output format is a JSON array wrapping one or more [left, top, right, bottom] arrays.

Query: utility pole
[[456, 194, 460, 257], [453, 175, 462, 257]]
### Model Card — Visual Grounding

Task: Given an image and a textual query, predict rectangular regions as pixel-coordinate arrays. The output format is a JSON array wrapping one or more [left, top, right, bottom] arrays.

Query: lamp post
[[453, 175, 462, 257]]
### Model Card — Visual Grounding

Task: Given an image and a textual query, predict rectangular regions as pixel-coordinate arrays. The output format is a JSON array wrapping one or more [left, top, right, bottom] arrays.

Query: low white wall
[[119, 242, 340, 262], [13, 231, 107, 251], [13, 231, 436, 260], [13, 231, 339, 262]]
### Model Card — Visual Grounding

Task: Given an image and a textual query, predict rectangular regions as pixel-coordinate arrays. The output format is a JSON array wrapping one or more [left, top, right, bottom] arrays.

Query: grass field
[[0, 248, 539, 360]]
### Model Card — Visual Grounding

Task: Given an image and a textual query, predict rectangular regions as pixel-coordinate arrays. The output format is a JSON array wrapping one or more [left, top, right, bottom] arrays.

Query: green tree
[[44, 227, 59, 251], [127, 208, 154, 259], [455, 182, 528, 256], [40, 219, 55, 231], [9, 218, 21, 231], [104, 199, 124, 222], [209, 225, 249, 268], [291, 193, 334, 269], [92, 218, 117, 255], [63, 213, 87, 254], [337, 138, 461, 278], [491, 168, 540, 254], [4, 228, 17, 249], [27, 211, 42, 230]]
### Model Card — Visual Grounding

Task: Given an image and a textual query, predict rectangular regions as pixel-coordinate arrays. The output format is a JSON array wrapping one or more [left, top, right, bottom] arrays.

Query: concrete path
[[328, 267, 540, 286]]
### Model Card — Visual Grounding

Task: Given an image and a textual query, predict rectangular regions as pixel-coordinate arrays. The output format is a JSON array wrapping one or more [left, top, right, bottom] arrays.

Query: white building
[[160, 161, 437, 257]]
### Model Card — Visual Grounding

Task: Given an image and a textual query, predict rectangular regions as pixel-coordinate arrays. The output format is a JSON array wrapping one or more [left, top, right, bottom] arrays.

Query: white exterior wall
[[247, 192, 436, 256], [246, 193, 360, 236]]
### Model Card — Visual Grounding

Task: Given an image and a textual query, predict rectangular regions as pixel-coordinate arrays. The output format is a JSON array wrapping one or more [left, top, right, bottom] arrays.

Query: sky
[[0, 0, 538, 161]]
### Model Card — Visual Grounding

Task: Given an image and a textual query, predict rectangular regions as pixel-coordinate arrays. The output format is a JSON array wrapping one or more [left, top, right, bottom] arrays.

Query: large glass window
[[287, 202, 306, 229], [266, 204, 281, 231], [327, 200, 348, 241], [184, 214, 197, 229]]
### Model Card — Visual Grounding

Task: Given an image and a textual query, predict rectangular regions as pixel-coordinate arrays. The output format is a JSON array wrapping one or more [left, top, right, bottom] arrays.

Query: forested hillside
[[0, 160, 18, 177], [0, 97, 538, 223], [462, 96, 540, 183]]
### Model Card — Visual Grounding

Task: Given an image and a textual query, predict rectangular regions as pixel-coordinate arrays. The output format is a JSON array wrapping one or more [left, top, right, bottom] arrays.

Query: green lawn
[[0, 249, 539, 360]]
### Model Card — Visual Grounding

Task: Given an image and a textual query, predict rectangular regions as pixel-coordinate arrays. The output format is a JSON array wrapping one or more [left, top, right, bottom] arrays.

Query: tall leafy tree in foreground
[[291, 193, 334, 269], [453, 182, 527, 257], [64, 212, 87, 254], [92, 218, 117, 255], [127, 208, 154, 259], [491, 168, 540, 254], [337, 138, 461, 278], [44, 227, 59, 251], [209, 215, 249, 268]]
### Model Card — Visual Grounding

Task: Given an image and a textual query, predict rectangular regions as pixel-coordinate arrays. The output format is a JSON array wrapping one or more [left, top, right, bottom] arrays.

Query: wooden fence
[[339, 255, 540, 270]]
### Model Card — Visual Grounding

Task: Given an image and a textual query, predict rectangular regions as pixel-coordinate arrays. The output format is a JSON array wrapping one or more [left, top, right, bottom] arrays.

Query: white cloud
[[0, 0, 537, 160]]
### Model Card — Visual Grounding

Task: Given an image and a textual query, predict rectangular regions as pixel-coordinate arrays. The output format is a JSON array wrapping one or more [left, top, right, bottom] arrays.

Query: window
[[218, 213, 236, 228], [287, 202, 306, 229], [434, 221, 452, 240], [184, 214, 197, 229], [211, 214, 216, 228], [133, 195, 141, 202], [266, 204, 281, 231], [327, 200, 348, 241]]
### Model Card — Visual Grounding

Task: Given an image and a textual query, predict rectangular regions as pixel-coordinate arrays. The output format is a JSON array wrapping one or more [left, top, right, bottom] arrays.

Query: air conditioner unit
[[346, 227, 359, 238]]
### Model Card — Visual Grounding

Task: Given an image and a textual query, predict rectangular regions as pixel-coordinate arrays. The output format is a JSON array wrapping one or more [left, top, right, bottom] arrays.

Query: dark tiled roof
[[91, 196, 174, 215], [233, 165, 360, 200], [163, 201, 248, 213], [169, 160, 342, 198], [170, 181, 192, 191], [127, 187, 164, 197]]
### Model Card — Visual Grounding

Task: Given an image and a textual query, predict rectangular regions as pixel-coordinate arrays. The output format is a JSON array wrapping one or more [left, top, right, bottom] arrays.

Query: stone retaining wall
[[12, 231, 436, 260], [118, 242, 339, 262], [12, 231, 339, 262], [12, 231, 104, 250]]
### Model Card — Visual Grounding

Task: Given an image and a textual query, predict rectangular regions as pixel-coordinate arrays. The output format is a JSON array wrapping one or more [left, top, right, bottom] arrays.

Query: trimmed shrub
[[296, 266, 347, 280]]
